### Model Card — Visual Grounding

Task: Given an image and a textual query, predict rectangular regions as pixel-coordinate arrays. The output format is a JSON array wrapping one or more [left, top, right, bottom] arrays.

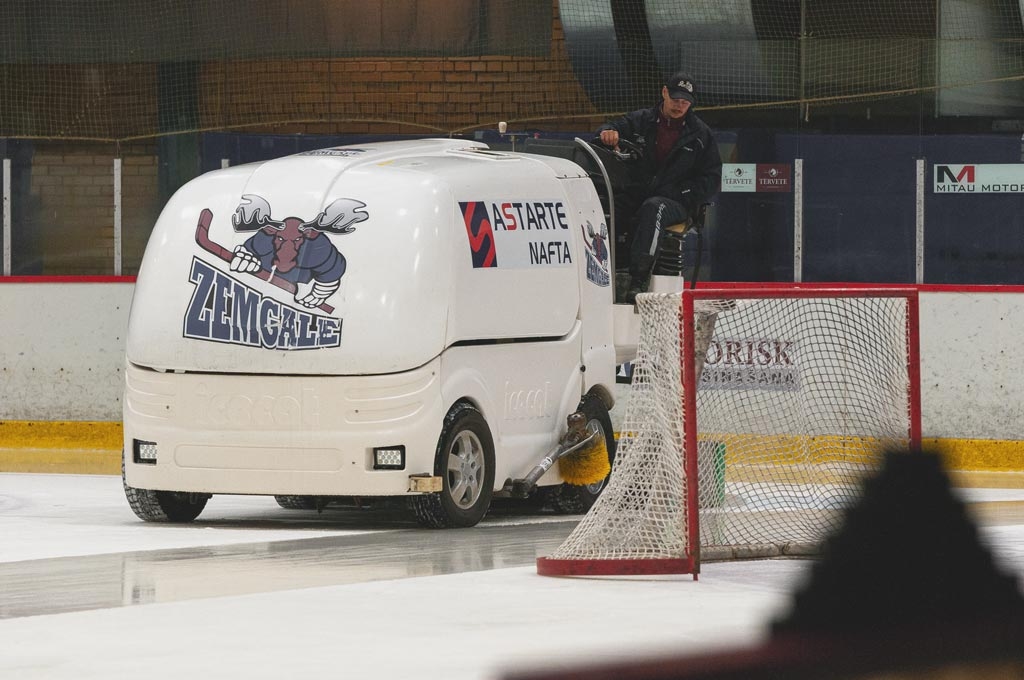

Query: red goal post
[[538, 285, 921, 579]]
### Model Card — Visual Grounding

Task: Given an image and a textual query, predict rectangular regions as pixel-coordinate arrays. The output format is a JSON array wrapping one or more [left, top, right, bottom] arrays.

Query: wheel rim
[[584, 419, 609, 494], [446, 430, 485, 509]]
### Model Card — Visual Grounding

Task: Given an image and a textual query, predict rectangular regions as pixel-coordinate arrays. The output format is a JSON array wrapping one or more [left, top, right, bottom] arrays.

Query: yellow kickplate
[[0, 447, 120, 475], [923, 437, 1024, 473], [0, 420, 122, 450], [0, 421, 122, 475]]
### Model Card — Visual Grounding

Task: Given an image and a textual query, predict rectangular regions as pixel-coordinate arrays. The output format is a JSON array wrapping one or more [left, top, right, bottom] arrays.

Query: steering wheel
[[590, 136, 642, 162], [613, 137, 643, 161]]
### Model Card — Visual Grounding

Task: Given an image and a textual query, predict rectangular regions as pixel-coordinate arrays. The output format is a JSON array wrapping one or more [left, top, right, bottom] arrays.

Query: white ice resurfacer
[[122, 138, 683, 527]]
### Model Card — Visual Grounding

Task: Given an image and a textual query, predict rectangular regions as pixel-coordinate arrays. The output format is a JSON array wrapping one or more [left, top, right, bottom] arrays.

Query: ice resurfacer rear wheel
[[274, 495, 319, 510]]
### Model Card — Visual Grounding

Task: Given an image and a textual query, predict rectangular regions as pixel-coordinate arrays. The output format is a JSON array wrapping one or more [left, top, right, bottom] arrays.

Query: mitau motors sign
[[934, 164, 1024, 193]]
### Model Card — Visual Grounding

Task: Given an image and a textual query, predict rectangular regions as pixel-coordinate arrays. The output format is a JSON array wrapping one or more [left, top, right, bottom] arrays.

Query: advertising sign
[[721, 164, 792, 193], [934, 164, 1024, 193]]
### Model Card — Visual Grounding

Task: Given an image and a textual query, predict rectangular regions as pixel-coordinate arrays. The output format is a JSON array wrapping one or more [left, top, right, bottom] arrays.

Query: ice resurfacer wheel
[[409, 403, 495, 528], [122, 455, 208, 523], [274, 495, 319, 510]]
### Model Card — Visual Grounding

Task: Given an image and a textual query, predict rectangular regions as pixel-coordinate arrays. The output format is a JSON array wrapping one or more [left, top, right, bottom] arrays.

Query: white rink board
[[2, 284, 1024, 442], [0, 282, 132, 421], [918, 292, 1024, 439]]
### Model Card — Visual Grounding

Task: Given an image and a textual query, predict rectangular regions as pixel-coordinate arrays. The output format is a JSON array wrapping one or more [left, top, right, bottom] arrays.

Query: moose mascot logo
[[186, 194, 369, 351], [228, 194, 368, 309], [581, 220, 610, 287]]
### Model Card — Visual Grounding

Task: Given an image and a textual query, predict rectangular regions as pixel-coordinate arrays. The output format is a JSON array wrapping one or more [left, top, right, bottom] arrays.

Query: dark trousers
[[623, 196, 689, 281]]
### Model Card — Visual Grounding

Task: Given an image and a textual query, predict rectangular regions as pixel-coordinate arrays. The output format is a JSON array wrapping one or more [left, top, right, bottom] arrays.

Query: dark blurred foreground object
[[506, 450, 1024, 680]]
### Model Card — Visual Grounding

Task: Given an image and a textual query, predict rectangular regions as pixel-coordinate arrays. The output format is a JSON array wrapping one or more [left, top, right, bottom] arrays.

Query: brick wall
[[199, 1, 605, 136], [11, 1, 605, 275], [120, 151, 161, 275], [24, 143, 157, 275]]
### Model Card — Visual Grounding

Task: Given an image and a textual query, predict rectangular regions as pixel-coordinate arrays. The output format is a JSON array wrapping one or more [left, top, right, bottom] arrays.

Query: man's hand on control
[[599, 130, 619, 149]]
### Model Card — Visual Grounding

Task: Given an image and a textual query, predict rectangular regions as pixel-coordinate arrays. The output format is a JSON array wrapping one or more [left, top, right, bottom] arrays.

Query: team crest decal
[[186, 195, 368, 350], [581, 221, 610, 287]]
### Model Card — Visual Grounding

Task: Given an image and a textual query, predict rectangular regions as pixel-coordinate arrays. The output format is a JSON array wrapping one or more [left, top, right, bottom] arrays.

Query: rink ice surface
[[1, 473, 1023, 680]]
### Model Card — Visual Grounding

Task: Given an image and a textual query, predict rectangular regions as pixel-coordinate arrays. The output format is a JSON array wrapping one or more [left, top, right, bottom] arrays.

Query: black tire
[[122, 454, 209, 523], [274, 495, 319, 510], [409, 403, 495, 528], [548, 394, 617, 514]]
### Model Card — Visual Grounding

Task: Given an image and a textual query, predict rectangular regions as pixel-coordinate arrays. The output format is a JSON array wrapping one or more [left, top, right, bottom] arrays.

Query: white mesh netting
[[549, 290, 914, 568]]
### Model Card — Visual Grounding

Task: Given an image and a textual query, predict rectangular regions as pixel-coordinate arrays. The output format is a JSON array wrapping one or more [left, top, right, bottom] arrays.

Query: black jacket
[[598, 103, 722, 218]]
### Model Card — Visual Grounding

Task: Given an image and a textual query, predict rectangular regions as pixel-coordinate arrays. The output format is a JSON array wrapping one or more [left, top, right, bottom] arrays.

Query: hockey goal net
[[538, 286, 921, 578]]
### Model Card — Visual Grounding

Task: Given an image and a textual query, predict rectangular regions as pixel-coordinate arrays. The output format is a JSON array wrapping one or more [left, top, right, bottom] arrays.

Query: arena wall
[[0, 283, 1022, 472]]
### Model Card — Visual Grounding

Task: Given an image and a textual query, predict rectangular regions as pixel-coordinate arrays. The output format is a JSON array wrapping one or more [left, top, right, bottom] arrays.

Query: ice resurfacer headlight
[[373, 446, 406, 470], [133, 439, 159, 465]]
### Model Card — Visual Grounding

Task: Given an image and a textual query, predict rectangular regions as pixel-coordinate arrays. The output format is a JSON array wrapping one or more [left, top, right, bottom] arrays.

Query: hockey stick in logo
[[194, 208, 335, 314]]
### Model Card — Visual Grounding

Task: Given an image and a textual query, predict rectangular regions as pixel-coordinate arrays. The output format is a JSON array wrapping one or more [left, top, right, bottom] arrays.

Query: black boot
[[625, 255, 656, 304], [624, 278, 645, 304]]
